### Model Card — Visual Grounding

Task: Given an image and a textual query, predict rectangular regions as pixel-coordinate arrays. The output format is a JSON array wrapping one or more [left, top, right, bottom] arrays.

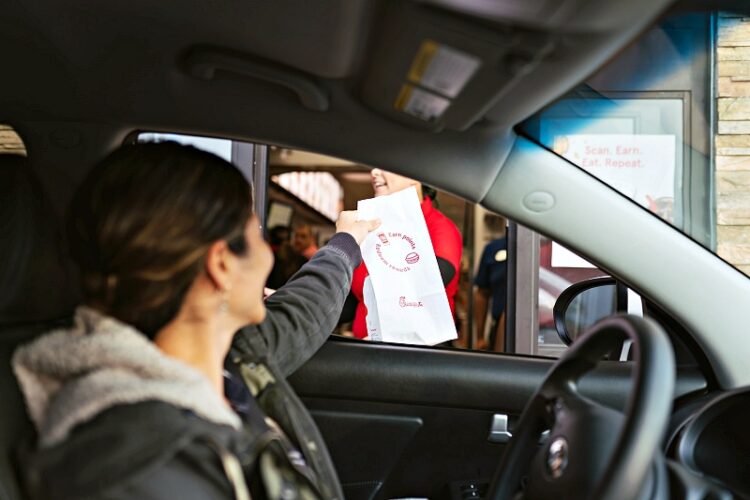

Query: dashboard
[[667, 388, 750, 499]]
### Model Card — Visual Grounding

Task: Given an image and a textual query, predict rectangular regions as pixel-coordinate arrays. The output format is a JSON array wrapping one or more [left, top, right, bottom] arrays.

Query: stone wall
[[717, 14, 750, 275], [0, 124, 26, 155]]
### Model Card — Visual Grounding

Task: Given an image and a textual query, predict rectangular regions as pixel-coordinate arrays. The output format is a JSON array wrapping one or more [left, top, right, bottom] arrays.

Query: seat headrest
[[0, 155, 78, 325]]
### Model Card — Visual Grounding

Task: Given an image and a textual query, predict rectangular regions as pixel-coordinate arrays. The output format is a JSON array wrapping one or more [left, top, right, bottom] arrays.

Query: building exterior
[[717, 13, 750, 275]]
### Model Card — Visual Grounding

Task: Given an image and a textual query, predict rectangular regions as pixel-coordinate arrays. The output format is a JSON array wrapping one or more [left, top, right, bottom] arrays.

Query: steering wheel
[[488, 314, 675, 500]]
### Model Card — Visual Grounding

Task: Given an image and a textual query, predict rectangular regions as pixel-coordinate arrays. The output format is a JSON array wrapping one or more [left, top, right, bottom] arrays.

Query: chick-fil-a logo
[[399, 296, 424, 308]]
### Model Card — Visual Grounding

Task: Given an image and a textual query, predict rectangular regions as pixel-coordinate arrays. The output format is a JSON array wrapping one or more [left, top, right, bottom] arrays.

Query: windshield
[[518, 11, 750, 279]]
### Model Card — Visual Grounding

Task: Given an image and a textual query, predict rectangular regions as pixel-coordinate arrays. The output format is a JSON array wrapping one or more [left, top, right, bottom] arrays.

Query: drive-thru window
[[132, 11, 748, 358]]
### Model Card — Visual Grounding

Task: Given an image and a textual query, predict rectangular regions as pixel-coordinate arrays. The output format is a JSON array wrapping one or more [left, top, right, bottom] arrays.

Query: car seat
[[0, 154, 78, 500]]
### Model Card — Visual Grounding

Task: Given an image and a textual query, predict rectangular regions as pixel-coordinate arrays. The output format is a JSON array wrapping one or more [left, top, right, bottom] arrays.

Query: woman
[[12, 142, 379, 499], [344, 168, 462, 339]]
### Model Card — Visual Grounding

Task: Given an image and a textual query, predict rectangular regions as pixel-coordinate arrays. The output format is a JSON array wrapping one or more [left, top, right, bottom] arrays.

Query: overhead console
[[361, 2, 554, 131]]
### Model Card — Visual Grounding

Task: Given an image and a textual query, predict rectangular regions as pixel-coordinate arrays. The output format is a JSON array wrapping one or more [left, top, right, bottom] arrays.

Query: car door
[[291, 334, 707, 500], [130, 133, 709, 500]]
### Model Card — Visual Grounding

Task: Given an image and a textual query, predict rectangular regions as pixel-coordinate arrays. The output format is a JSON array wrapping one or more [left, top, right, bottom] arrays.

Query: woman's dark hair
[[68, 141, 252, 338]]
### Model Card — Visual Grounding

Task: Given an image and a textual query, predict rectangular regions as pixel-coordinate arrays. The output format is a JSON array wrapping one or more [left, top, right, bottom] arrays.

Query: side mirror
[[553, 277, 628, 345]]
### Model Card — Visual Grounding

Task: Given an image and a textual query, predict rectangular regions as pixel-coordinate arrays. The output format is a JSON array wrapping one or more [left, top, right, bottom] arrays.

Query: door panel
[[290, 339, 706, 499]]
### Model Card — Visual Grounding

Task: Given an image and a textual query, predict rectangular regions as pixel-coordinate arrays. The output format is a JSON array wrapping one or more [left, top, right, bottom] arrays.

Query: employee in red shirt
[[341, 168, 463, 339]]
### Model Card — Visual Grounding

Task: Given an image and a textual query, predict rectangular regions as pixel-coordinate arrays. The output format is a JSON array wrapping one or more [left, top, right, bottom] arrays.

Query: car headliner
[[0, 0, 675, 201], [2, 0, 750, 387]]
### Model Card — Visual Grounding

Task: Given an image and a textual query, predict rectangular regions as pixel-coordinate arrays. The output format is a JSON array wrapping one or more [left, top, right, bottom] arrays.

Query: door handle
[[488, 414, 550, 444], [488, 414, 512, 443]]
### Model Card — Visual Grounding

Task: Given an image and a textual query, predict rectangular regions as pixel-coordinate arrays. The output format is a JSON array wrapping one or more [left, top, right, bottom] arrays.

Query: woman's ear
[[204, 240, 233, 291]]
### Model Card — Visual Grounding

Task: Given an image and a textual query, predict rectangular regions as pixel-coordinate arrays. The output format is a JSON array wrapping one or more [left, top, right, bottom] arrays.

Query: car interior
[[3, 0, 750, 499]]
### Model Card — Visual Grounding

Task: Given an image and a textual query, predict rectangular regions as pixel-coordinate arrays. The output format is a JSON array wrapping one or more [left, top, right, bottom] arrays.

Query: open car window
[[267, 151, 641, 359], [136, 132, 627, 359]]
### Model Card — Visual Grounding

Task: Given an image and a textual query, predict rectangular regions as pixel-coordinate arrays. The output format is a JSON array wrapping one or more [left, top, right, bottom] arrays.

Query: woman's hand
[[336, 211, 380, 245]]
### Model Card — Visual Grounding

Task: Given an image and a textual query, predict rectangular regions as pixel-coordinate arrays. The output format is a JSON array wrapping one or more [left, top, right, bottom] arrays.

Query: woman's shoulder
[[19, 401, 238, 500]]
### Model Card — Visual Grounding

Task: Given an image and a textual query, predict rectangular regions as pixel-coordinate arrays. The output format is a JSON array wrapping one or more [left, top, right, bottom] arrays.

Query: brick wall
[[0, 124, 26, 155], [716, 14, 750, 276]]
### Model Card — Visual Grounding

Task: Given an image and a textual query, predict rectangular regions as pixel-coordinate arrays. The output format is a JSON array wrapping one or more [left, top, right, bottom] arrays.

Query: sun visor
[[361, 2, 554, 132]]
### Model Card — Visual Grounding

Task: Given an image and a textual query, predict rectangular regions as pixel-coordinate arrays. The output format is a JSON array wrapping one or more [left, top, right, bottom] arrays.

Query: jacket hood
[[13, 306, 241, 448]]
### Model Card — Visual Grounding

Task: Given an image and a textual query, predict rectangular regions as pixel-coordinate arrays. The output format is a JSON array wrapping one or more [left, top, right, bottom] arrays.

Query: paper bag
[[357, 186, 457, 345]]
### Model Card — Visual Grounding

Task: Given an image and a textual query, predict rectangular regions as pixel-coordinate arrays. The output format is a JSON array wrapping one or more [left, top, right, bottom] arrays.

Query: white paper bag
[[357, 186, 457, 345]]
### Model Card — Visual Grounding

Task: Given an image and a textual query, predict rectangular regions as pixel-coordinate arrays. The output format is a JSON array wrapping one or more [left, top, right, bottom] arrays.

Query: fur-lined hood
[[13, 306, 241, 448]]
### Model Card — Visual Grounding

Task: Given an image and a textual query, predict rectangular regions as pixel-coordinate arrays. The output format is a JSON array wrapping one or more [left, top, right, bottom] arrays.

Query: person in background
[[268, 225, 291, 253], [341, 168, 462, 340], [12, 142, 380, 500], [292, 224, 319, 260], [266, 225, 306, 289], [473, 236, 508, 351]]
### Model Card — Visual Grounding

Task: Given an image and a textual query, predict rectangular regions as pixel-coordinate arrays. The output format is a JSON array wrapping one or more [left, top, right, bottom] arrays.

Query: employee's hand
[[336, 210, 380, 245]]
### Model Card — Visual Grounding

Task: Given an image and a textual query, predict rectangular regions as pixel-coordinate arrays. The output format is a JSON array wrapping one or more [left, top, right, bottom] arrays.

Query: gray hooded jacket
[[12, 232, 361, 500]]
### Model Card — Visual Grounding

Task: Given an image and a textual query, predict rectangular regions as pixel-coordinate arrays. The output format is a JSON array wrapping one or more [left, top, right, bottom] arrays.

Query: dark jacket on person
[[12, 233, 361, 500]]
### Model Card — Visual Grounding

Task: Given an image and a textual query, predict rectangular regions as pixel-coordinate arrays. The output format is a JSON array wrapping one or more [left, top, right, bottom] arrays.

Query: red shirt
[[350, 197, 462, 339]]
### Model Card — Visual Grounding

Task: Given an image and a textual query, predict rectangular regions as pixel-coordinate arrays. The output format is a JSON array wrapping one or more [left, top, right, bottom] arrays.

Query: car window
[[138, 132, 233, 162], [507, 224, 620, 358], [267, 147, 474, 345], [519, 10, 750, 279], [136, 132, 268, 220], [135, 133, 619, 358], [267, 146, 625, 358], [0, 124, 26, 155]]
